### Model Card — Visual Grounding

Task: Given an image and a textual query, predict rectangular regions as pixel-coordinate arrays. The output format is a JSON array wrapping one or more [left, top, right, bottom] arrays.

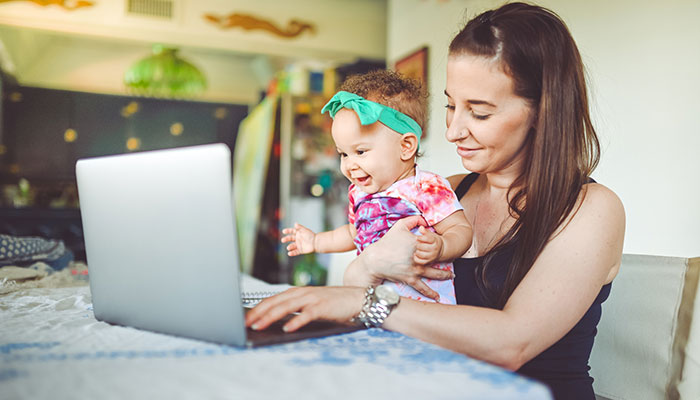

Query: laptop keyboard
[[243, 310, 362, 347]]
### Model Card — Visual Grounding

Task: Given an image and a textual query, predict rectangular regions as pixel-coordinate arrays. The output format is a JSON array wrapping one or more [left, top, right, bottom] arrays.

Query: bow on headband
[[321, 91, 422, 149]]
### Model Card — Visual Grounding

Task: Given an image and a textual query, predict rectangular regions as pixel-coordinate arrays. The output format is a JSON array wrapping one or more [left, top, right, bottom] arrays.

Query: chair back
[[590, 254, 700, 400]]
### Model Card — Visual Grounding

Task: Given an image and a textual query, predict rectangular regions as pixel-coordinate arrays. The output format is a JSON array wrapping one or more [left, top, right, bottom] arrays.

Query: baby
[[282, 70, 472, 304]]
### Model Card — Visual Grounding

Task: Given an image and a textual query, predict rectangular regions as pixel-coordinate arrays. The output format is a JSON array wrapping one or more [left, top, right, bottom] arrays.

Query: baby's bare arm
[[415, 211, 472, 264], [434, 210, 473, 260], [315, 224, 356, 253]]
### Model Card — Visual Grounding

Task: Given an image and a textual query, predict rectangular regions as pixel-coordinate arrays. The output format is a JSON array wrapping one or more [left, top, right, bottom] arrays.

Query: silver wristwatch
[[354, 284, 400, 328]]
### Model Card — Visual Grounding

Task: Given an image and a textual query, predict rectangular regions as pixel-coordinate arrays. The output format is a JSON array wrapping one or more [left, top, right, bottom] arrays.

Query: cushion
[[590, 254, 700, 399]]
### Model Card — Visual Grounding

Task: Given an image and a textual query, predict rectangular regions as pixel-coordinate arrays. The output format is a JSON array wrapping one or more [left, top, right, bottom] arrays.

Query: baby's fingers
[[413, 252, 434, 265], [415, 242, 439, 259], [415, 237, 436, 250], [281, 234, 295, 243], [416, 231, 437, 244]]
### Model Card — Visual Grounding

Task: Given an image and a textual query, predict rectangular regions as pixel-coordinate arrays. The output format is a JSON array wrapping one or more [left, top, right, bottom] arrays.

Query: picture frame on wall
[[394, 46, 428, 139], [394, 46, 428, 87]]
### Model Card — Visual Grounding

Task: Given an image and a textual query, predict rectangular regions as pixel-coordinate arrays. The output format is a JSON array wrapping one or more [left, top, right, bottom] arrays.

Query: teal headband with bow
[[321, 91, 422, 149]]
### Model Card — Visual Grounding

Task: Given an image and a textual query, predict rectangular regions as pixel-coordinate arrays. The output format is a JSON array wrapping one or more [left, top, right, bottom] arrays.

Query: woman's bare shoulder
[[530, 181, 625, 288], [579, 182, 625, 220], [552, 181, 625, 274], [553, 182, 625, 238], [543, 182, 625, 256], [447, 173, 468, 190]]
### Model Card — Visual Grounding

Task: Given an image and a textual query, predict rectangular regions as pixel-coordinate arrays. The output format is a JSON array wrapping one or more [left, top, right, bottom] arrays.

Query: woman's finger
[[253, 295, 315, 331], [394, 215, 428, 232], [282, 310, 317, 332], [420, 266, 455, 280], [407, 278, 440, 300], [247, 286, 366, 332], [245, 288, 304, 328]]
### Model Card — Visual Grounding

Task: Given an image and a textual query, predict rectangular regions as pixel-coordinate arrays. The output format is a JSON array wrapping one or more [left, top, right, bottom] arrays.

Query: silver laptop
[[76, 143, 358, 347]]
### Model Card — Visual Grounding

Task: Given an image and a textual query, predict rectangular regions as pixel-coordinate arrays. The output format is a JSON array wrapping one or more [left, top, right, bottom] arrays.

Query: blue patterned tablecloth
[[1, 286, 552, 400]]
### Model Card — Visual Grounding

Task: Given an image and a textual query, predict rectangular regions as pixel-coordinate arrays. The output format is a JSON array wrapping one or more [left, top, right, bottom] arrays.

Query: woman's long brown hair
[[449, 3, 600, 308]]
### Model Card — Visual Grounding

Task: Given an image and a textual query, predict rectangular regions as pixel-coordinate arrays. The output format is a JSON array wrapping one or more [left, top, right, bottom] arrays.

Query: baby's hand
[[281, 223, 316, 256], [413, 226, 444, 266]]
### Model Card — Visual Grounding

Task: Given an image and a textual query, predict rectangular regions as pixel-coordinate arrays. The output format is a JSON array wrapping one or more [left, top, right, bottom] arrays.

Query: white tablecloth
[[1, 285, 552, 400]]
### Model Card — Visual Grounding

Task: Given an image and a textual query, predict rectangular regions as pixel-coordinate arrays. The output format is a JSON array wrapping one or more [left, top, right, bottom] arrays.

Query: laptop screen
[[77, 144, 247, 346]]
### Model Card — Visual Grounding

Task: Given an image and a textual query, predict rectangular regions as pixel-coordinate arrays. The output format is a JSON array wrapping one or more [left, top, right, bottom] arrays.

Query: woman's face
[[445, 54, 535, 177]]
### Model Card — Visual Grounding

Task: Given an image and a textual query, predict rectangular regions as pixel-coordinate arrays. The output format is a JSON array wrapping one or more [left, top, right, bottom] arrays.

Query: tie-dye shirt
[[348, 166, 463, 304]]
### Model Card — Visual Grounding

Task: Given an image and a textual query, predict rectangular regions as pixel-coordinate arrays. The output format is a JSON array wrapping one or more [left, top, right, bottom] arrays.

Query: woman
[[247, 3, 625, 399]]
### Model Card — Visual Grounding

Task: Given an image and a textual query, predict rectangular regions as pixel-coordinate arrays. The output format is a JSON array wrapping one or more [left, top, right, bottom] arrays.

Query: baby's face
[[331, 109, 411, 194]]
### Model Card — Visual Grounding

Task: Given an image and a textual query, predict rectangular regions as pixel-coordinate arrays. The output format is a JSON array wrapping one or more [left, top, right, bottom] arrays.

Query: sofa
[[590, 254, 700, 400]]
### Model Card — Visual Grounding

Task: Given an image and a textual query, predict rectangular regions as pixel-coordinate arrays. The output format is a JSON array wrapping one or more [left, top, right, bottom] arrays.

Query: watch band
[[353, 285, 399, 328]]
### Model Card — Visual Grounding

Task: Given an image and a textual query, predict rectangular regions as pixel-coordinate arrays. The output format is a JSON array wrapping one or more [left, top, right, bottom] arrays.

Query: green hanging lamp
[[124, 44, 207, 98]]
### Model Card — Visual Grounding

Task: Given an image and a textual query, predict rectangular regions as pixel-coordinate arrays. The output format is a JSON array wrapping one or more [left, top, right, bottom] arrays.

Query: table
[[1, 285, 552, 400]]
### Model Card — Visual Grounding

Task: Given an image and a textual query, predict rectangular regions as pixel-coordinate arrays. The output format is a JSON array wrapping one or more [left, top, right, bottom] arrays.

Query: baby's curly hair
[[338, 70, 428, 132]]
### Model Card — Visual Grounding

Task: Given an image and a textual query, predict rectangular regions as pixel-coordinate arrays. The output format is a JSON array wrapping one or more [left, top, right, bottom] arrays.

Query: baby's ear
[[400, 133, 419, 161]]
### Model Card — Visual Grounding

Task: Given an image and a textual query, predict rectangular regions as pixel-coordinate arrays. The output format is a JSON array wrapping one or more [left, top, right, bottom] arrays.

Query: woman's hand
[[344, 216, 455, 300], [245, 286, 365, 332]]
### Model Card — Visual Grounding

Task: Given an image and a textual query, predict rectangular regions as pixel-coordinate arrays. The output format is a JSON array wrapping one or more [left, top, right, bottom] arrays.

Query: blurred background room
[[0, 0, 698, 287]]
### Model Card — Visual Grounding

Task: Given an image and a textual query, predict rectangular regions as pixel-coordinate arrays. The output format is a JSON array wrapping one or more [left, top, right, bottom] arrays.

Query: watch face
[[376, 284, 400, 305]]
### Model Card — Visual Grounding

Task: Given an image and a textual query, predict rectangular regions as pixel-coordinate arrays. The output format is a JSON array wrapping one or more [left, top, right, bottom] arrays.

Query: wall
[[0, 29, 262, 104], [387, 0, 700, 257], [0, 0, 387, 104], [0, 0, 386, 60]]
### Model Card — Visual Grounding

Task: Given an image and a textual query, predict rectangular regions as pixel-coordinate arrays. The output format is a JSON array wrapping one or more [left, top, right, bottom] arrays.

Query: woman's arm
[[250, 183, 625, 370], [383, 183, 625, 369]]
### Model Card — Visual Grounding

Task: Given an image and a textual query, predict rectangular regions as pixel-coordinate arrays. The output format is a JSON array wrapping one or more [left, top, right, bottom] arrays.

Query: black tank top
[[453, 173, 611, 400]]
